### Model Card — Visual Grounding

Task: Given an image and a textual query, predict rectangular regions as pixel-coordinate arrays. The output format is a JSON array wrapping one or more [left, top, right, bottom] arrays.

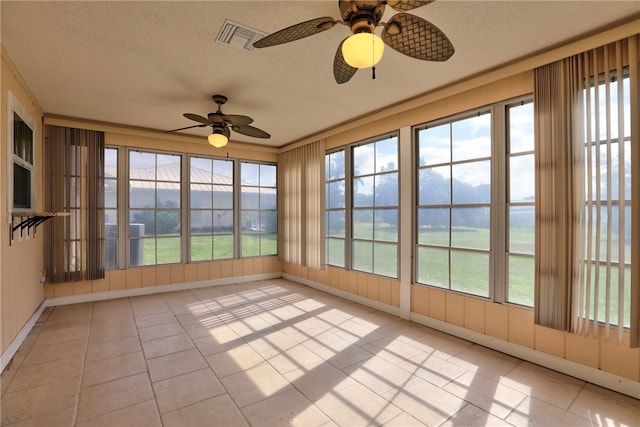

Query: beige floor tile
[[46, 305, 93, 324], [88, 322, 137, 343], [380, 411, 425, 427], [76, 372, 154, 422], [443, 370, 528, 419], [32, 325, 89, 348], [382, 376, 466, 426], [146, 348, 208, 382], [284, 362, 357, 401], [152, 368, 225, 414], [221, 362, 293, 408], [6, 355, 84, 393], [342, 355, 413, 395], [1, 376, 80, 425], [500, 361, 585, 410], [414, 328, 474, 359], [569, 383, 640, 427], [246, 330, 299, 358], [134, 311, 178, 328], [206, 343, 266, 378], [506, 395, 594, 426], [130, 295, 171, 316], [440, 403, 513, 426], [92, 303, 134, 326], [21, 339, 85, 367], [6, 405, 76, 427], [161, 394, 249, 427], [192, 329, 242, 355], [138, 321, 184, 342], [85, 335, 142, 362], [267, 343, 325, 374], [363, 337, 427, 366], [241, 387, 333, 427], [75, 399, 162, 427], [82, 351, 147, 387], [398, 352, 467, 387], [313, 381, 403, 426], [447, 345, 522, 381], [142, 333, 195, 359], [324, 343, 374, 369]]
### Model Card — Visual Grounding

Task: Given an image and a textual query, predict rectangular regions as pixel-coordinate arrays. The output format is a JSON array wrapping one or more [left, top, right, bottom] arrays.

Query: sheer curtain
[[534, 36, 639, 346], [45, 125, 105, 282], [277, 140, 325, 269]]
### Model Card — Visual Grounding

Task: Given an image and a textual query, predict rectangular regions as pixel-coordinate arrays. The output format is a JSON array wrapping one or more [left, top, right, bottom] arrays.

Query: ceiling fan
[[168, 95, 270, 148], [253, 0, 454, 84]]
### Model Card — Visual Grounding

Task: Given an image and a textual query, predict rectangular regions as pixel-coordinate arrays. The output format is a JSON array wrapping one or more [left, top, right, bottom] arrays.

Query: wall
[[1, 47, 45, 356]]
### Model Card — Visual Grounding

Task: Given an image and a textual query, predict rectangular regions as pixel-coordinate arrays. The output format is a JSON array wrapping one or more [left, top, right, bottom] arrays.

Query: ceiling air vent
[[216, 19, 266, 51]]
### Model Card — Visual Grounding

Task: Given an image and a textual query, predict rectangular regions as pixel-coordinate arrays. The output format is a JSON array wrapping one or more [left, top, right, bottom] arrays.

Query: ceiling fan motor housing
[[340, 0, 385, 33]]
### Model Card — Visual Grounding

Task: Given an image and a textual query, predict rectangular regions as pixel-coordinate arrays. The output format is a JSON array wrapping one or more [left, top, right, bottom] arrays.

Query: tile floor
[[1, 278, 639, 426]]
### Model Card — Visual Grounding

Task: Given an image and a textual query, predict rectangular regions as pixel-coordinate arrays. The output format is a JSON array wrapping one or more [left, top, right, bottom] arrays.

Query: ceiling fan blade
[[183, 113, 212, 125], [382, 13, 454, 62], [232, 125, 271, 139], [221, 114, 254, 126], [166, 124, 208, 132], [253, 17, 337, 48], [385, 0, 434, 12], [333, 39, 358, 84]]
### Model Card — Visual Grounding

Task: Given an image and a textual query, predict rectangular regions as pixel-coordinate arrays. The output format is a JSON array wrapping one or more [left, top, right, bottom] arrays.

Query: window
[[8, 92, 36, 212], [241, 162, 277, 257], [416, 112, 492, 297], [325, 150, 346, 267], [415, 99, 535, 304], [189, 156, 234, 261], [324, 134, 399, 279], [506, 102, 536, 306], [352, 137, 399, 278], [128, 151, 182, 266], [104, 147, 119, 269]]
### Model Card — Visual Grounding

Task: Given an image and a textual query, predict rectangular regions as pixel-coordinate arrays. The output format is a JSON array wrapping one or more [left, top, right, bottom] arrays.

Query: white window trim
[[7, 90, 37, 213]]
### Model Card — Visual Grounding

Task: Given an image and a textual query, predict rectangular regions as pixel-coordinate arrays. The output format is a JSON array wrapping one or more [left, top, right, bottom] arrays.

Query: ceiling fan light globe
[[341, 33, 384, 68], [208, 132, 228, 148]]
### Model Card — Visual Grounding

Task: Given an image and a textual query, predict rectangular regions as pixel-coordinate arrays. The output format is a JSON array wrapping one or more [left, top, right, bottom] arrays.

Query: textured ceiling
[[2, 1, 639, 148]]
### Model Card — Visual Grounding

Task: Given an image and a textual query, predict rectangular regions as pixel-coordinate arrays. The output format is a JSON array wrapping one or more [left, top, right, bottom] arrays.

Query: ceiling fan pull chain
[[371, 34, 376, 79]]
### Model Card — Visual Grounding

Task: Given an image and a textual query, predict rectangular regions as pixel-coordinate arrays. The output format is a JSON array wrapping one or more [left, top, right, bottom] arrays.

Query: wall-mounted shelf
[[10, 212, 69, 245]]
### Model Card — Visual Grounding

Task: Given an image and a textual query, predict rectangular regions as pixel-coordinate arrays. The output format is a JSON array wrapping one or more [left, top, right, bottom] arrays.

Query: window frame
[[413, 96, 535, 306], [7, 91, 37, 213], [324, 132, 400, 279]]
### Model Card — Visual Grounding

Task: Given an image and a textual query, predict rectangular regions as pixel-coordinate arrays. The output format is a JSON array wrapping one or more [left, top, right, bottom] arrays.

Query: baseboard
[[0, 301, 47, 373], [46, 272, 281, 307], [1, 272, 281, 373], [283, 273, 403, 318]]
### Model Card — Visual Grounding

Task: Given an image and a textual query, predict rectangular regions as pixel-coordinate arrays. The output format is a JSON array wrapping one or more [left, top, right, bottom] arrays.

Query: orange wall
[[1, 48, 45, 354]]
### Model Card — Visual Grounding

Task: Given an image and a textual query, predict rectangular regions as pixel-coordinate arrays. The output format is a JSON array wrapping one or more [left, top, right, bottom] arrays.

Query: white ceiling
[[2, 1, 639, 148]]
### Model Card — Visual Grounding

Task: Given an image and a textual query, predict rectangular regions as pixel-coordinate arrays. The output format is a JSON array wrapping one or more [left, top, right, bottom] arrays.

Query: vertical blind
[[277, 140, 325, 269], [534, 35, 639, 346], [45, 125, 105, 283]]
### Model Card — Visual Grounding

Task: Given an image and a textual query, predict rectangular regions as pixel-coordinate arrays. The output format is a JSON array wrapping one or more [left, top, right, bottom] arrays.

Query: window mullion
[[493, 103, 507, 303]]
